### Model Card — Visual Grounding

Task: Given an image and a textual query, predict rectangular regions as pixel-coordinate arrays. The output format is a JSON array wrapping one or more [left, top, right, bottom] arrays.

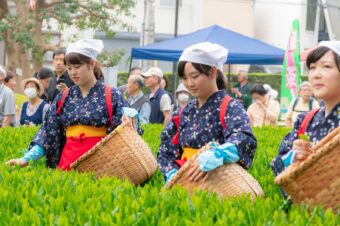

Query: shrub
[[0, 125, 338, 224]]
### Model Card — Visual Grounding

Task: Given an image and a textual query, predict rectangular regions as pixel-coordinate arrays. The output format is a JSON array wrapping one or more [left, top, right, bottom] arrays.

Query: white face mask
[[24, 87, 37, 99], [178, 93, 190, 103]]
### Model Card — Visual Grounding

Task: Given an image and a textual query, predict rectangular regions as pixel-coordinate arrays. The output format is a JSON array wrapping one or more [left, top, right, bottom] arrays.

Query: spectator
[[161, 75, 175, 105], [285, 81, 319, 128], [35, 67, 53, 100], [172, 83, 191, 113], [19, 78, 49, 126], [4, 70, 16, 92], [247, 84, 280, 127], [47, 49, 74, 103], [230, 70, 252, 110], [126, 74, 151, 124], [0, 66, 16, 127], [141, 67, 171, 126], [118, 67, 143, 99]]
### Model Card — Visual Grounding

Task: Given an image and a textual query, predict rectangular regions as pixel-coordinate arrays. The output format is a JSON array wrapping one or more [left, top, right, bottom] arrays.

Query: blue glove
[[165, 168, 178, 184], [281, 150, 296, 168], [198, 142, 240, 172], [21, 145, 45, 163], [123, 107, 146, 124]]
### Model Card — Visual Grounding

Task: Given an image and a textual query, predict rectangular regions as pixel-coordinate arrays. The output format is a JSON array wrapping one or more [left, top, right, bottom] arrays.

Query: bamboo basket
[[275, 127, 340, 212], [164, 143, 264, 200], [70, 122, 158, 185]]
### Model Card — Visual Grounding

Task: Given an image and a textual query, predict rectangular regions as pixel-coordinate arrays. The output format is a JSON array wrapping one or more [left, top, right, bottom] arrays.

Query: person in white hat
[[141, 67, 172, 125], [6, 39, 138, 170], [157, 42, 257, 184], [272, 41, 340, 185], [171, 82, 191, 113], [284, 81, 319, 128], [19, 77, 49, 126]]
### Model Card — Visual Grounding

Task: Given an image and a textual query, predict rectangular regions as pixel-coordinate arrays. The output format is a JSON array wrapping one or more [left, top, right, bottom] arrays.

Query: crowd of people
[[2, 39, 340, 202]]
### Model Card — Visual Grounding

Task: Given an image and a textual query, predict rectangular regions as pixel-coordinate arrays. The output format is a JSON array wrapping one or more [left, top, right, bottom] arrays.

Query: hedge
[[117, 72, 308, 97], [0, 125, 339, 225]]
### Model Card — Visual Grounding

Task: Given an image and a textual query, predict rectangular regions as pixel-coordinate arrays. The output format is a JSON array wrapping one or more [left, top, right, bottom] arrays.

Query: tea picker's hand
[[122, 107, 139, 130], [292, 139, 312, 161], [6, 158, 29, 167]]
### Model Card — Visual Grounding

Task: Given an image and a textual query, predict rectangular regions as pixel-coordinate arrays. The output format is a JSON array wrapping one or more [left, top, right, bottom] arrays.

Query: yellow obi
[[66, 125, 107, 137], [181, 147, 199, 160]]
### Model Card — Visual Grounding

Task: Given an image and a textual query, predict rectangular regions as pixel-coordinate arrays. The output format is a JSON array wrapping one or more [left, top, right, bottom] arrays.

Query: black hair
[[177, 61, 227, 90], [64, 52, 104, 80], [250, 83, 267, 96], [36, 67, 53, 80], [4, 70, 15, 83], [128, 66, 142, 76], [162, 75, 169, 89], [307, 46, 340, 72], [53, 49, 66, 59]]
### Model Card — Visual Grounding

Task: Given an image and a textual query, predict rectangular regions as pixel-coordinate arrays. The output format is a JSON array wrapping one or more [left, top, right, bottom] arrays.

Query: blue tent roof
[[131, 25, 284, 65]]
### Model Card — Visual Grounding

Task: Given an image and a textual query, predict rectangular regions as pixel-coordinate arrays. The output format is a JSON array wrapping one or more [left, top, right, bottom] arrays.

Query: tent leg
[[172, 62, 177, 96], [227, 64, 231, 91], [128, 58, 133, 72]]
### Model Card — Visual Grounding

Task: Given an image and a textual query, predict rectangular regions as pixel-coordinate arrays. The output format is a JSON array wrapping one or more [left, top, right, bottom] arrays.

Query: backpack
[[293, 97, 315, 113]]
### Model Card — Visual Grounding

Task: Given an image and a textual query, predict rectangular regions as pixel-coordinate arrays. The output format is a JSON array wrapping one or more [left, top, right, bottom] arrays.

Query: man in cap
[[141, 67, 171, 125], [126, 74, 151, 124], [0, 66, 16, 127], [47, 49, 74, 103]]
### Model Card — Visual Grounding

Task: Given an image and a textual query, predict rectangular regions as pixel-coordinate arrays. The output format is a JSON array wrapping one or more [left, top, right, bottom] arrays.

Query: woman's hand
[[5, 158, 29, 167], [292, 139, 313, 161], [187, 158, 209, 182], [56, 83, 68, 92], [122, 115, 137, 130]]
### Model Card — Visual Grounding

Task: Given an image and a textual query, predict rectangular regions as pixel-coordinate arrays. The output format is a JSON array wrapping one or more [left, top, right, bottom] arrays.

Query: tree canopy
[[0, 0, 136, 79]]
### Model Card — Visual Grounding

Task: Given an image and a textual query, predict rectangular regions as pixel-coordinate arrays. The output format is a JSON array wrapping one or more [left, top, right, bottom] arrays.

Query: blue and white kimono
[[157, 90, 257, 176], [271, 103, 340, 176], [30, 80, 128, 168]]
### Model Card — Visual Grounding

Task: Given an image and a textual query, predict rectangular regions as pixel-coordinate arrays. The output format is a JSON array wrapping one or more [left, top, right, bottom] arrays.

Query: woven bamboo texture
[[275, 127, 340, 212], [70, 123, 158, 185], [164, 143, 264, 200]]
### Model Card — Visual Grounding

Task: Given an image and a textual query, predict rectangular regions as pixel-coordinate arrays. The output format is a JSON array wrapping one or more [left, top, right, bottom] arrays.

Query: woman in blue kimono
[[271, 41, 340, 176], [6, 39, 136, 170], [157, 42, 257, 183]]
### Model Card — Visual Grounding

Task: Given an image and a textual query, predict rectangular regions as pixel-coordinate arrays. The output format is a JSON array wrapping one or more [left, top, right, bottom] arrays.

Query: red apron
[[57, 125, 107, 170]]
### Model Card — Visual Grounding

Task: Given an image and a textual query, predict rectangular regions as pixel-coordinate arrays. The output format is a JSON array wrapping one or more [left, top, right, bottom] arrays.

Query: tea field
[[0, 125, 339, 225]]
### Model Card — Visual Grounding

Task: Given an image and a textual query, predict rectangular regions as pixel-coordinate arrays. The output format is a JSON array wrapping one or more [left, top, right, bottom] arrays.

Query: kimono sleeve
[[270, 113, 306, 176], [222, 99, 257, 169], [157, 110, 180, 176]]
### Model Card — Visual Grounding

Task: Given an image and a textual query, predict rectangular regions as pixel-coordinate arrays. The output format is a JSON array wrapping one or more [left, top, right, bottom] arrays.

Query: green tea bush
[[0, 125, 339, 225]]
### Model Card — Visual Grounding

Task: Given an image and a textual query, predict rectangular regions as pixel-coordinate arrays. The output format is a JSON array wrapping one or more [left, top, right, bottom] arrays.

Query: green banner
[[280, 19, 301, 119]]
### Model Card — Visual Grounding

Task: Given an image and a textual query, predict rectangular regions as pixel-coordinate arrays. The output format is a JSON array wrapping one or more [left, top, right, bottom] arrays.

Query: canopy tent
[[131, 25, 285, 65]]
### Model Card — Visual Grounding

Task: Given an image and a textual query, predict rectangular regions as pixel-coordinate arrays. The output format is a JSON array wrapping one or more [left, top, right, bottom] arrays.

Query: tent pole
[[227, 64, 231, 91], [128, 57, 133, 72], [172, 0, 180, 96]]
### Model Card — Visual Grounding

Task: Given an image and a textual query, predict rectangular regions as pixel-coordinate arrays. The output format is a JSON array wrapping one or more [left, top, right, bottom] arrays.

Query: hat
[[66, 39, 104, 59], [141, 67, 163, 78], [319, 41, 340, 56], [20, 78, 44, 96], [0, 66, 6, 78], [263, 84, 278, 100], [179, 42, 228, 71], [175, 83, 189, 94]]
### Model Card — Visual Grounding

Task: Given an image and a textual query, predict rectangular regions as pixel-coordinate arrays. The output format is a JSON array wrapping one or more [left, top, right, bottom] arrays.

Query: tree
[[0, 0, 135, 79]]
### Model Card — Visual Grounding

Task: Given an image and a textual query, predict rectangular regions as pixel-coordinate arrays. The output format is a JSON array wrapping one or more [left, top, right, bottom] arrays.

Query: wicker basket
[[275, 127, 340, 212], [164, 143, 264, 200], [70, 122, 158, 185]]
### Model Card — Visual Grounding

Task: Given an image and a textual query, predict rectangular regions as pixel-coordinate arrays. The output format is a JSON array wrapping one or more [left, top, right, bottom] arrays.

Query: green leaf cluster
[[0, 125, 339, 224]]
